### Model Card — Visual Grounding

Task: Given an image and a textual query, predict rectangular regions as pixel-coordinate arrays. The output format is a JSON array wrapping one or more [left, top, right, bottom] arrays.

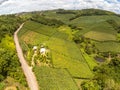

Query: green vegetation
[[84, 31, 116, 41], [34, 66, 78, 90], [81, 58, 120, 90], [95, 42, 120, 53], [0, 14, 28, 89], [46, 37, 93, 78], [80, 49, 97, 70], [1, 8, 120, 90], [18, 21, 93, 78]]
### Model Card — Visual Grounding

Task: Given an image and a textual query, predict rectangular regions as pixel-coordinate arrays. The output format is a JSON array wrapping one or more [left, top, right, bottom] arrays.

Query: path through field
[[14, 23, 39, 90]]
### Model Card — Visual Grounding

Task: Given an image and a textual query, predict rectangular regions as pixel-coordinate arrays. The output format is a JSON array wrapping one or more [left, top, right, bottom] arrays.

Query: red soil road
[[14, 23, 39, 90]]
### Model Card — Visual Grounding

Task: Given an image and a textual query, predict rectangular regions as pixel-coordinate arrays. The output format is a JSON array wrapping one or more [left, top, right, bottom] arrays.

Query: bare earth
[[14, 23, 39, 90]]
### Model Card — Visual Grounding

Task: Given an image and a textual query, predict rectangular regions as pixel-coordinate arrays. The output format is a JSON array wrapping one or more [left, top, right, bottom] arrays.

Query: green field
[[34, 66, 78, 90], [95, 41, 120, 53], [84, 31, 116, 41], [18, 21, 57, 37], [80, 49, 97, 70], [43, 10, 75, 24], [68, 15, 120, 41], [18, 21, 93, 78], [17, 10, 120, 89]]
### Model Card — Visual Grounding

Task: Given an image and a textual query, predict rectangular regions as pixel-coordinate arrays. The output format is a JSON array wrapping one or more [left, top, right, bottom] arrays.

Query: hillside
[[1, 9, 120, 90]]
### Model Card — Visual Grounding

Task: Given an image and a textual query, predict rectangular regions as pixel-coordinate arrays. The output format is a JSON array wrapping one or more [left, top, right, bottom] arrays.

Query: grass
[[69, 15, 119, 37], [52, 51, 93, 78], [46, 37, 93, 78], [43, 10, 75, 24], [18, 21, 93, 78], [80, 49, 98, 70], [20, 30, 49, 45], [34, 66, 78, 90], [95, 41, 120, 53], [84, 31, 116, 41], [18, 21, 57, 37], [74, 79, 89, 90]]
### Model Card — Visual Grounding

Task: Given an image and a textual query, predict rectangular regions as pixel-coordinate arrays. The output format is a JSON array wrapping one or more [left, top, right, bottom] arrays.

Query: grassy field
[[69, 15, 119, 38], [46, 37, 93, 78], [20, 31, 49, 45], [80, 49, 98, 70], [43, 10, 75, 24], [84, 31, 116, 41], [95, 41, 120, 53], [34, 66, 78, 90], [18, 21, 58, 37], [18, 21, 93, 78]]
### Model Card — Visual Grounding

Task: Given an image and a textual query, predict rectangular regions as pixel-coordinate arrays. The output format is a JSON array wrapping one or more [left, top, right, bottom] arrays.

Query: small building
[[33, 46, 38, 51], [40, 47, 46, 54]]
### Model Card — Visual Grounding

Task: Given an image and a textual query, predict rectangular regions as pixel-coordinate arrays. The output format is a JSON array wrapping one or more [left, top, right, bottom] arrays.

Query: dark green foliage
[[0, 48, 27, 86], [108, 58, 120, 82], [0, 15, 23, 41], [31, 15, 64, 27], [56, 9, 76, 14], [0, 14, 27, 87], [88, 58, 120, 89], [69, 9, 115, 21], [68, 24, 83, 30], [81, 80, 101, 90], [106, 19, 120, 33]]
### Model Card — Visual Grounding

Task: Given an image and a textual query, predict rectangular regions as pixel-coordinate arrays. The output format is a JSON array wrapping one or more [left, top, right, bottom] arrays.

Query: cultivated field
[[18, 21, 94, 78], [84, 31, 116, 41], [34, 66, 78, 90], [95, 41, 120, 53]]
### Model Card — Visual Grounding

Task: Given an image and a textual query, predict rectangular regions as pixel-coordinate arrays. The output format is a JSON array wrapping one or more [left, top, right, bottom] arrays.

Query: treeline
[[0, 15, 27, 86], [56, 9, 76, 14], [106, 19, 120, 33], [69, 9, 115, 21], [0, 15, 23, 41], [68, 24, 82, 30], [31, 15, 64, 27]]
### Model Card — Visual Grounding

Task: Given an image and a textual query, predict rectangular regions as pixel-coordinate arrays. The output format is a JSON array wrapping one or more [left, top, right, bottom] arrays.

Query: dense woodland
[[0, 15, 28, 89]]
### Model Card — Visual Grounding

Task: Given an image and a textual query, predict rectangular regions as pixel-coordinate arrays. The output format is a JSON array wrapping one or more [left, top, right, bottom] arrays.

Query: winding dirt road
[[14, 23, 39, 90]]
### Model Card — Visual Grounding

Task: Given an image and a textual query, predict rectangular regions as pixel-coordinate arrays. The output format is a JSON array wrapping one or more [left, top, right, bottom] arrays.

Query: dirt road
[[14, 23, 39, 90]]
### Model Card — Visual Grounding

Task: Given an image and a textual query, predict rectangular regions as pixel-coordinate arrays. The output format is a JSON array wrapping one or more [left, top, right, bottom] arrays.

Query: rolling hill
[[3, 9, 120, 90]]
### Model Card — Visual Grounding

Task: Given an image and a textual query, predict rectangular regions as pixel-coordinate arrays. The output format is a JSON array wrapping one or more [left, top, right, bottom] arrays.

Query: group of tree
[[81, 58, 120, 90], [31, 15, 64, 27], [69, 9, 115, 21], [0, 15, 23, 41], [56, 9, 76, 14], [72, 32, 120, 89], [0, 15, 27, 86], [106, 19, 120, 33]]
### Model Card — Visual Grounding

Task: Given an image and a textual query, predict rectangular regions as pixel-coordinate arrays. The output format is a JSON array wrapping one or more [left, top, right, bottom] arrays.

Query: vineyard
[[18, 21, 93, 78], [84, 31, 116, 41], [34, 66, 78, 90], [18, 9, 120, 90], [95, 41, 120, 53]]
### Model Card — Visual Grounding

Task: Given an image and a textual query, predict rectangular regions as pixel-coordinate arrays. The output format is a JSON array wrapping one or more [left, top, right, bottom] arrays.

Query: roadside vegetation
[[0, 15, 28, 89]]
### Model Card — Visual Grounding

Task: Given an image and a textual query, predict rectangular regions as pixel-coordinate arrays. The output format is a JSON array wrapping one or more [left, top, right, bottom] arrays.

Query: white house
[[33, 46, 38, 51], [40, 47, 46, 54]]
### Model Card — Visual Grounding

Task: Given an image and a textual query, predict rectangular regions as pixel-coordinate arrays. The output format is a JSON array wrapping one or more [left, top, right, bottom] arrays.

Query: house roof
[[40, 48, 46, 53]]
